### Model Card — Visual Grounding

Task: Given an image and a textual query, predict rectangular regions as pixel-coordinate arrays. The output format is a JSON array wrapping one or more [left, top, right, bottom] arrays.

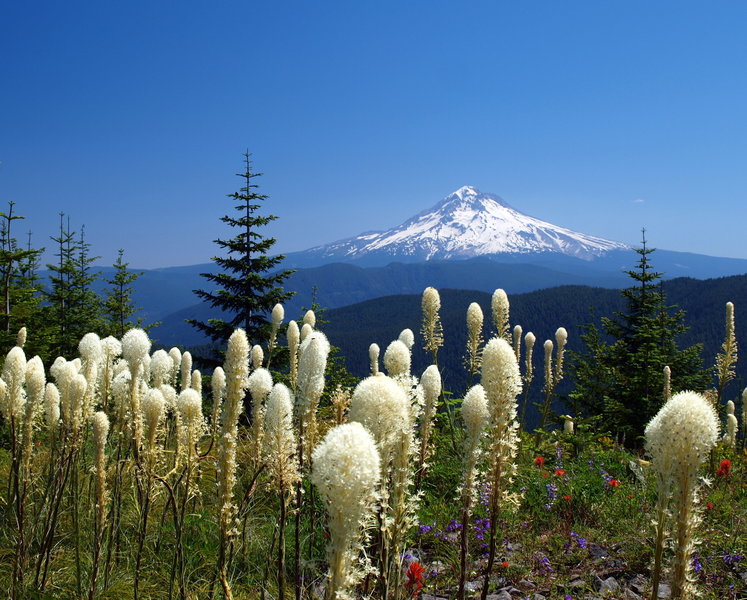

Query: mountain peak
[[451, 185, 481, 198], [299, 187, 628, 264], [438, 185, 513, 212]]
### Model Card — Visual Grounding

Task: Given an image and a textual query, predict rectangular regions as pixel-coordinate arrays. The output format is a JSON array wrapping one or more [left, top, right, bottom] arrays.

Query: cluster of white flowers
[[287, 320, 300, 389], [92, 410, 110, 517], [383, 340, 410, 379], [210, 366, 226, 435], [142, 388, 166, 463], [179, 351, 192, 393], [217, 328, 249, 535], [1, 346, 27, 421], [263, 383, 299, 488], [481, 337, 522, 503], [311, 422, 380, 600], [368, 343, 380, 376], [512, 324, 523, 363], [460, 384, 488, 505], [466, 302, 484, 375], [349, 375, 408, 467], [177, 388, 204, 474], [645, 391, 720, 600], [417, 364, 441, 471], [491, 288, 510, 341], [247, 367, 273, 466], [296, 331, 330, 457], [421, 286, 443, 355], [398, 328, 415, 350], [663, 365, 672, 401]]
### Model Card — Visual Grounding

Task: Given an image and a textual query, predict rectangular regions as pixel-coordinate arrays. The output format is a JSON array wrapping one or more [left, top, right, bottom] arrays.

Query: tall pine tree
[[189, 153, 294, 351], [0, 202, 47, 355], [569, 231, 710, 444], [103, 248, 149, 338], [46, 215, 102, 356]]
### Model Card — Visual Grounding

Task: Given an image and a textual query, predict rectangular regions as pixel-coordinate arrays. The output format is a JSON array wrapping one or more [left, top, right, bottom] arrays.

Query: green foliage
[[189, 153, 295, 354], [102, 249, 154, 338], [570, 234, 710, 444], [0, 202, 49, 357], [45, 215, 103, 357]]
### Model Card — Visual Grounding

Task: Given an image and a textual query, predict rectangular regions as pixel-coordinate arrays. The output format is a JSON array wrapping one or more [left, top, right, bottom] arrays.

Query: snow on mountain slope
[[306, 186, 628, 262]]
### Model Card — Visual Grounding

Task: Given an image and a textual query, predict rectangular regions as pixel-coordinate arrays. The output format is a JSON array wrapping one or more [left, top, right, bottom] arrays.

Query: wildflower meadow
[[0, 286, 744, 600]]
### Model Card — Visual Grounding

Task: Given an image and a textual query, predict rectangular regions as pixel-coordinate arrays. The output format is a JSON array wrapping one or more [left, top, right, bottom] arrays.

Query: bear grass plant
[[0, 291, 745, 600]]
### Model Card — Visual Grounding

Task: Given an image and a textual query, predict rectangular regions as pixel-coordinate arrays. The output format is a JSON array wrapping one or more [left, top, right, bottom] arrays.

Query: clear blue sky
[[2, 1, 747, 269]]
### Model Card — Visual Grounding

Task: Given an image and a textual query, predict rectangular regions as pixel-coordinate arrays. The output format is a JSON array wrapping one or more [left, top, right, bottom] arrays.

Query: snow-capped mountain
[[292, 186, 628, 266]]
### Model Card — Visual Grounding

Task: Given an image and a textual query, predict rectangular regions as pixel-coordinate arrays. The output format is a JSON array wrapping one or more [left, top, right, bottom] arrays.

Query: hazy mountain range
[[47, 186, 747, 346]]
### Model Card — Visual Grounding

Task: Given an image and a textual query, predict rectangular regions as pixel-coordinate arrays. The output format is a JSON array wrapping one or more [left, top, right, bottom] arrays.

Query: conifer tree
[[0, 202, 47, 354], [46, 215, 102, 356], [103, 249, 148, 338], [570, 232, 710, 443], [190, 152, 294, 350]]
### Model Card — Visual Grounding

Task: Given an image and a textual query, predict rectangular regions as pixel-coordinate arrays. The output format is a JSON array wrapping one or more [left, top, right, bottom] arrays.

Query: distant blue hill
[[134, 248, 747, 347], [36, 246, 747, 348]]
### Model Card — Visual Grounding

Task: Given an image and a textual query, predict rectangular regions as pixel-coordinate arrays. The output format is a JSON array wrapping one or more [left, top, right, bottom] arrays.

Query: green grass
[[0, 418, 744, 599]]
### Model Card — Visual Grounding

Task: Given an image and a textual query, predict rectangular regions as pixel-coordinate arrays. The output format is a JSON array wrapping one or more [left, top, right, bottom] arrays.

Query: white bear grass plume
[[296, 331, 331, 459], [89, 410, 110, 600], [465, 302, 484, 381], [247, 367, 273, 468], [267, 302, 284, 368], [368, 343, 380, 376], [421, 286, 443, 359], [645, 391, 720, 600], [491, 288, 510, 342], [262, 383, 300, 599], [311, 422, 380, 600], [348, 374, 413, 597], [479, 337, 522, 600], [216, 329, 249, 600], [457, 384, 489, 600], [121, 328, 151, 459]]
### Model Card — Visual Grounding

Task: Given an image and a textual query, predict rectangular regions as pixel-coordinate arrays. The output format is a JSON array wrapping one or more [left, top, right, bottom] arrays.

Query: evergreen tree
[[569, 232, 710, 443], [69, 225, 102, 334], [103, 249, 149, 338], [0, 202, 47, 354], [46, 215, 102, 356], [189, 152, 294, 351]]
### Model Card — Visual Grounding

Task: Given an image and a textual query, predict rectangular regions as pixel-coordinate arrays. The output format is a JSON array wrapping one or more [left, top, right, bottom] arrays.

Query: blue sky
[[2, 1, 747, 268]]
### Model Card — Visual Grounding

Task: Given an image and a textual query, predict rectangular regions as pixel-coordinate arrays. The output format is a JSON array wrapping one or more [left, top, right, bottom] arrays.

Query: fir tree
[[189, 152, 294, 352], [569, 231, 710, 443], [69, 225, 102, 335], [0, 202, 46, 354], [103, 249, 149, 338], [46, 215, 102, 356]]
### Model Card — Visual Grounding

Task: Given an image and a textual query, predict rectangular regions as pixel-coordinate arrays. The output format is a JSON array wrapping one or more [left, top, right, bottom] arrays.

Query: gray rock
[[403, 548, 421, 563], [498, 586, 521, 595], [485, 592, 512, 600], [628, 574, 648, 595], [593, 576, 621, 595], [465, 579, 483, 592], [429, 560, 447, 575], [589, 543, 610, 560], [623, 588, 642, 600], [657, 582, 671, 598], [628, 459, 647, 483], [422, 595, 447, 600], [567, 578, 587, 588], [531, 594, 547, 600]]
